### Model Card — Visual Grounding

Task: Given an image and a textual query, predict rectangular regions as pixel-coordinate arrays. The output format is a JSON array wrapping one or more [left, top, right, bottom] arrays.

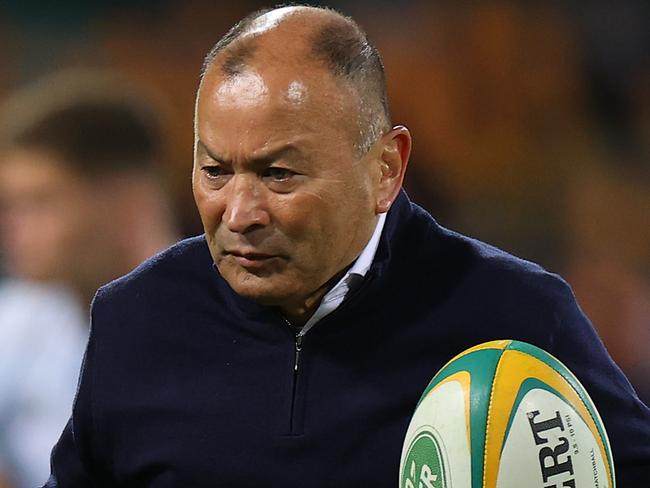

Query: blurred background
[[0, 1, 647, 486]]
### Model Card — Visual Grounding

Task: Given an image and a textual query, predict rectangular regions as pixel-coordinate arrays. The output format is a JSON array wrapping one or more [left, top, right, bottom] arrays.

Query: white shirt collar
[[298, 213, 387, 335], [347, 212, 386, 279]]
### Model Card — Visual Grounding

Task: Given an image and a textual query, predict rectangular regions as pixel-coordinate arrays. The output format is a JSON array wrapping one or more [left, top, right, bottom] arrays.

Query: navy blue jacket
[[46, 193, 650, 487]]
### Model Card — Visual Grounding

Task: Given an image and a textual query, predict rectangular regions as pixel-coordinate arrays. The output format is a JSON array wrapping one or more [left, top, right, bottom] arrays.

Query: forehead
[[0, 149, 85, 205], [1, 148, 76, 180], [196, 61, 358, 153]]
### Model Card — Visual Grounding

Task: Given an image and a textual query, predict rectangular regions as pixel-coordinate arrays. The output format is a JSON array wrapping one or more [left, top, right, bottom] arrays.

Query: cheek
[[41, 195, 86, 247], [275, 195, 336, 256], [194, 186, 224, 233]]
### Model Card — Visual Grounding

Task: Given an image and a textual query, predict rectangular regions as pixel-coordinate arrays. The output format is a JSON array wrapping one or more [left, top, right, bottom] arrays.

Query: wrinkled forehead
[[196, 61, 358, 145], [199, 66, 334, 109]]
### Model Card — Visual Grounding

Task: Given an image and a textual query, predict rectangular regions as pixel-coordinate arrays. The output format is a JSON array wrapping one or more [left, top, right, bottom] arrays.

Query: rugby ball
[[399, 340, 615, 488]]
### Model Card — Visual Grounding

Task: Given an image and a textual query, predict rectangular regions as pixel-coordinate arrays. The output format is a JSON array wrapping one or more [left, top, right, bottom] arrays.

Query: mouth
[[224, 249, 281, 269]]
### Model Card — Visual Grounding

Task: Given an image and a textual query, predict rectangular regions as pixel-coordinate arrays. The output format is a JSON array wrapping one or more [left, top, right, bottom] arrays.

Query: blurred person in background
[[0, 70, 178, 488]]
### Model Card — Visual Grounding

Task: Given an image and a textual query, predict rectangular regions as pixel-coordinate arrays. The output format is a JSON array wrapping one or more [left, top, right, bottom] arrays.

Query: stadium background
[[0, 0, 648, 403]]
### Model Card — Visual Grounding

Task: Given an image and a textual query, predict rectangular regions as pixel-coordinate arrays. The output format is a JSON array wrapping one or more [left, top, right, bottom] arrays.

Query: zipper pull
[[294, 334, 303, 371]]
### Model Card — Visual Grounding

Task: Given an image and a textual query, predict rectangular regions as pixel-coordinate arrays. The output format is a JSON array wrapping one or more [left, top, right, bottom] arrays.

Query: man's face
[[0, 149, 109, 285], [193, 63, 381, 307]]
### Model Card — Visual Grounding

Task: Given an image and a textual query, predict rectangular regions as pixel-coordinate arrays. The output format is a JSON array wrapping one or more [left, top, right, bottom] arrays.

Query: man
[[0, 70, 177, 306], [45, 6, 650, 487], [0, 70, 177, 487]]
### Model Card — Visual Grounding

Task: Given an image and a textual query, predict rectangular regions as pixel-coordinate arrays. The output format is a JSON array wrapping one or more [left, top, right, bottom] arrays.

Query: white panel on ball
[[497, 388, 609, 488], [400, 377, 471, 488]]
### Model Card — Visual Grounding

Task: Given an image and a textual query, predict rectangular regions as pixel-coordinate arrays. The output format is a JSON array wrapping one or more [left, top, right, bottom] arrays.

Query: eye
[[202, 165, 229, 179], [200, 165, 232, 190], [262, 167, 295, 182]]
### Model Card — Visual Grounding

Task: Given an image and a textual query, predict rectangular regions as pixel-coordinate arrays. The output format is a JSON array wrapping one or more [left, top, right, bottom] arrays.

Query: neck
[[279, 267, 348, 327], [279, 213, 383, 326]]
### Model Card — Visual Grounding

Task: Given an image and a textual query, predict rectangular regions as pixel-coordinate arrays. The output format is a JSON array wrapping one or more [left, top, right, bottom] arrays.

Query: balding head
[[200, 5, 391, 155], [193, 6, 410, 320]]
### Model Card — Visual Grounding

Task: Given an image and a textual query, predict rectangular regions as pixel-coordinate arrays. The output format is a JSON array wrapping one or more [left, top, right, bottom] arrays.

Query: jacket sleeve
[[43, 419, 94, 487], [549, 278, 650, 486]]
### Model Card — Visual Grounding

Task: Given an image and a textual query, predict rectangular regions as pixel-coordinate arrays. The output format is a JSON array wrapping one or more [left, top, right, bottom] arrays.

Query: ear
[[374, 125, 411, 214]]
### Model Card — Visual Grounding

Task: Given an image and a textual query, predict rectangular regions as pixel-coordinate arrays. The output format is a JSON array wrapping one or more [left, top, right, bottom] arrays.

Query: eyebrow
[[196, 140, 228, 163], [196, 139, 306, 166]]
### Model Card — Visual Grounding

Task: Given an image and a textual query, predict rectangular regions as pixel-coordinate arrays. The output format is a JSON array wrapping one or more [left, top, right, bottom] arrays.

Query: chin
[[223, 271, 297, 306], [232, 284, 296, 307]]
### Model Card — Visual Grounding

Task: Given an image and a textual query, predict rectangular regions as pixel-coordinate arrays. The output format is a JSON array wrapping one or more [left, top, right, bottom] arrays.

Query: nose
[[223, 174, 270, 234]]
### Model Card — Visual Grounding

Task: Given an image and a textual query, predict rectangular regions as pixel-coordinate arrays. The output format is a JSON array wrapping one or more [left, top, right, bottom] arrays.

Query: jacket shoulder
[[460, 230, 572, 303], [403, 204, 575, 312], [94, 235, 212, 304]]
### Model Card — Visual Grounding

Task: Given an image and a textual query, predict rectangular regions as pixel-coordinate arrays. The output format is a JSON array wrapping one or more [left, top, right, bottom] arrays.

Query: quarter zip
[[294, 333, 303, 371], [289, 330, 302, 433], [282, 317, 304, 435], [281, 273, 376, 435]]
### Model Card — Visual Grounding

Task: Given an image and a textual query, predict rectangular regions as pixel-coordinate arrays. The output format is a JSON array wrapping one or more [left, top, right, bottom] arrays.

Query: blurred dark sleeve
[[44, 303, 106, 487], [550, 278, 650, 485]]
